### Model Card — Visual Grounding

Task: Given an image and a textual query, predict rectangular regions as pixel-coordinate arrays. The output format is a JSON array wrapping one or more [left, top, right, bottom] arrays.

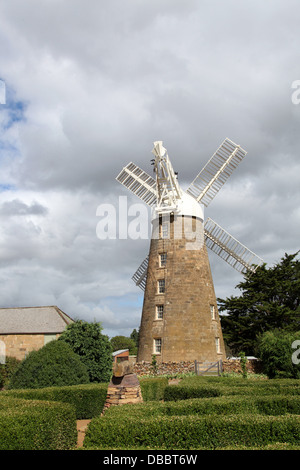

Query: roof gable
[[0, 306, 74, 334]]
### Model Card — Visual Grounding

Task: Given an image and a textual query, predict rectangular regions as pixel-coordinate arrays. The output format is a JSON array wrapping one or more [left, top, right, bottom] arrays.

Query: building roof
[[0, 306, 74, 334], [112, 349, 129, 357]]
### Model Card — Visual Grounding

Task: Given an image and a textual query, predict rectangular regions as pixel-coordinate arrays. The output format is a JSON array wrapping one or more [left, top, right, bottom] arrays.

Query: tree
[[58, 320, 112, 383], [130, 328, 139, 348], [110, 335, 137, 355], [218, 251, 300, 356], [8, 340, 89, 389], [256, 329, 300, 379]]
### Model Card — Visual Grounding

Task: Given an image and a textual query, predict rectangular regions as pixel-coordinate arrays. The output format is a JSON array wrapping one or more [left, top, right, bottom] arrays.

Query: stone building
[[0, 306, 74, 361]]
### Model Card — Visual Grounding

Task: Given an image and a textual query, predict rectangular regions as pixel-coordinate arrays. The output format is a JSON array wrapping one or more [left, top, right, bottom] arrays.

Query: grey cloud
[[0, 199, 48, 216]]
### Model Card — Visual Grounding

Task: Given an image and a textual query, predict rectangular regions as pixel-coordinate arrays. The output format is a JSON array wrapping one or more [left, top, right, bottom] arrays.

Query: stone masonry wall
[[133, 359, 262, 376], [0, 334, 59, 361]]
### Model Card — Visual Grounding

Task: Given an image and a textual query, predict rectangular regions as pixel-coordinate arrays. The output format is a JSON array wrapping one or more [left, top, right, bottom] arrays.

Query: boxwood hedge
[[3, 382, 109, 419], [83, 413, 300, 450], [97, 394, 300, 419], [163, 377, 300, 400], [0, 396, 77, 450], [139, 377, 168, 401]]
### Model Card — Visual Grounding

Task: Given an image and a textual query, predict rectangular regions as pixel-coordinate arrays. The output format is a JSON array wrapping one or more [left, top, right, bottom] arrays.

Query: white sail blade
[[204, 218, 263, 274], [186, 138, 247, 207], [116, 162, 157, 206], [132, 256, 149, 290], [152, 141, 182, 212]]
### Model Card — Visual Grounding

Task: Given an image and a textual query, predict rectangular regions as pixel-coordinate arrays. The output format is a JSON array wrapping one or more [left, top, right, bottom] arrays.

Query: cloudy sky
[[0, 0, 299, 339]]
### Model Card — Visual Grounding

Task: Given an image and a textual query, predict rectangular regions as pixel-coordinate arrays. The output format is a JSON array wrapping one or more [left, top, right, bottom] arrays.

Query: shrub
[[0, 357, 21, 388], [7, 340, 89, 389], [103, 394, 300, 419], [256, 329, 300, 379], [110, 335, 137, 355], [4, 382, 108, 419], [139, 377, 168, 401], [58, 320, 113, 382], [84, 413, 300, 449], [173, 376, 300, 397], [163, 384, 221, 401], [0, 396, 77, 450]]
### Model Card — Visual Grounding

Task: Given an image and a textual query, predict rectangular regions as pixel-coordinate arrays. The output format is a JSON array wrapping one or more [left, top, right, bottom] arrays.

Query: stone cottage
[[0, 306, 74, 361]]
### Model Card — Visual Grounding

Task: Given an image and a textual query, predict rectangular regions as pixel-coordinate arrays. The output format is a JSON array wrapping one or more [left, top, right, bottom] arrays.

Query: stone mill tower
[[116, 139, 263, 363]]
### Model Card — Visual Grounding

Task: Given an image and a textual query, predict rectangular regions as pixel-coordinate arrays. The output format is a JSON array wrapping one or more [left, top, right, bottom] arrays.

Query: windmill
[[116, 139, 263, 363]]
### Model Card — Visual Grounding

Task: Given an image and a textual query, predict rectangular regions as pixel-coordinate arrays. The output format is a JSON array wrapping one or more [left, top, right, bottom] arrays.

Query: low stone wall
[[133, 358, 263, 376], [223, 358, 263, 375], [133, 361, 195, 377]]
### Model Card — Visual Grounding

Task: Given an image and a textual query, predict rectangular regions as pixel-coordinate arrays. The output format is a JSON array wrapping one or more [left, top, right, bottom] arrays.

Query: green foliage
[[256, 329, 300, 379], [139, 377, 168, 401], [130, 328, 139, 348], [0, 356, 21, 388], [110, 335, 137, 355], [4, 382, 108, 419], [84, 412, 300, 450], [97, 394, 300, 418], [84, 377, 300, 450], [218, 252, 300, 355], [0, 396, 77, 450], [58, 320, 113, 382], [151, 354, 158, 375], [240, 351, 248, 379], [7, 340, 89, 390], [163, 384, 221, 401]]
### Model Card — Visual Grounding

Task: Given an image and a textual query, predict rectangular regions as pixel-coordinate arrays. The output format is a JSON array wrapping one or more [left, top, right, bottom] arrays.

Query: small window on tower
[[157, 279, 165, 294], [154, 338, 162, 354], [159, 253, 167, 267], [210, 305, 216, 320], [156, 304, 164, 319], [215, 337, 221, 354], [161, 222, 169, 239]]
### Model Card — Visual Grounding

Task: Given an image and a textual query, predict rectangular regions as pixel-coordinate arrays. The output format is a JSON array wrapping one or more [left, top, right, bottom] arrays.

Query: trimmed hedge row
[[0, 396, 77, 450], [139, 377, 168, 401], [2, 383, 108, 419], [163, 377, 300, 400], [102, 394, 300, 418], [3, 377, 168, 419], [0, 377, 169, 450], [83, 413, 300, 450], [164, 385, 221, 401]]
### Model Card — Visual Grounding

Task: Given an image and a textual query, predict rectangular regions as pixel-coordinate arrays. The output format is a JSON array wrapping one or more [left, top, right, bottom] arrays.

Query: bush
[[4, 382, 108, 419], [163, 384, 221, 401], [0, 396, 77, 450], [58, 320, 113, 382], [139, 377, 168, 401], [172, 376, 300, 397], [0, 357, 21, 388], [7, 340, 89, 389], [256, 329, 300, 379], [103, 394, 300, 420], [84, 413, 300, 449]]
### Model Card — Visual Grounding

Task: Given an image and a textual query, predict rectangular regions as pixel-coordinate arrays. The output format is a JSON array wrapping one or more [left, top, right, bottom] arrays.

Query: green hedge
[[0, 396, 77, 450], [3, 383, 108, 419], [83, 413, 300, 449], [164, 384, 221, 401], [102, 394, 300, 419], [163, 377, 300, 399], [2, 377, 168, 420], [139, 377, 168, 401]]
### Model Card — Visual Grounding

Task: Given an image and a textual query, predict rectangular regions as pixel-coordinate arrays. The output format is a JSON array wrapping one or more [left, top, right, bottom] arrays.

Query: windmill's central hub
[[151, 191, 204, 222]]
